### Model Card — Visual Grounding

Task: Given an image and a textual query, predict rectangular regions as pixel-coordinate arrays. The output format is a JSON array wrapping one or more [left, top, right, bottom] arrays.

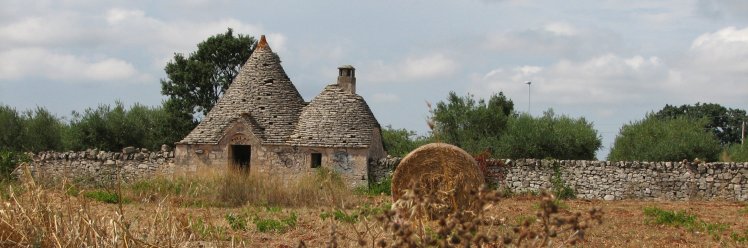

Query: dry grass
[[1, 164, 747, 247], [127, 166, 358, 208]]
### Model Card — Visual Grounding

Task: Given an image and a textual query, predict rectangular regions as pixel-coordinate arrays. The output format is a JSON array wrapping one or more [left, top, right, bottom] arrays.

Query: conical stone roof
[[179, 36, 306, 145], [289, 84, 380, 148]]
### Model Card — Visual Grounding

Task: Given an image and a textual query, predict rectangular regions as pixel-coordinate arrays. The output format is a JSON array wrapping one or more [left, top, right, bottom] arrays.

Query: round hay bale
[[391, 143, 484, 212]]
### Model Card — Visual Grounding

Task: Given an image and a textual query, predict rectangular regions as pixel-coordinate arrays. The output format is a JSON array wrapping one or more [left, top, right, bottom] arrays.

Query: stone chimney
[[337, 65, 356, 94]]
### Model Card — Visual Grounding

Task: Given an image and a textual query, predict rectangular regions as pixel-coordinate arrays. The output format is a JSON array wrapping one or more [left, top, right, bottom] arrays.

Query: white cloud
[[402, 54, 457, 79], [0, 15, 86, 48], [688, 26, 748, 73], [472, 54, 667, 105], [106, 8, 145, 24], [473, 26, 748, 107], [696, 0, 748, 19], [543, 22, 578, 36], [363, 53, 457, 83], [664, 26, 748, 101], [0, 48, 149, 83], [482, 23, 622, 59], [370, 93, 400, 103]]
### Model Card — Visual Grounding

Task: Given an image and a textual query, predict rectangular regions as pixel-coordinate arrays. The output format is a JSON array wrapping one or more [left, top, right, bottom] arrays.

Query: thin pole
[[526, 81, 532, 114], [742, 120, 745, 146]]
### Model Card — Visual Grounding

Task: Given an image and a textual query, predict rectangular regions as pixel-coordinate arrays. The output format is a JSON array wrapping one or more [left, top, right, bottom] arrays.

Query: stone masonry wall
[[22, 147, 176, 184], [371, 158, 748, 201]]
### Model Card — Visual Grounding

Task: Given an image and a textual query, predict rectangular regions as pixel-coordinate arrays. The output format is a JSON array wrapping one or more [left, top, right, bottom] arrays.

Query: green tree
[[22, 107, 64, 152], [431, 91, 513, 153], [608, 115, 721, 162], [161, 28, 256, 117], [495, 110, 601, 160], [381, 125, 432, 157], [654, 103, 747, 145], [148, 99, 196, 149], [0, 104, 24, 151]]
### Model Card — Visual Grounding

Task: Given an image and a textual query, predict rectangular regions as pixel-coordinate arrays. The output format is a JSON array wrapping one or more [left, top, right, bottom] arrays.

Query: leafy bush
[[253, 212, 297, 233], [608, 115, 721, 161], [643, 206, 727, 240], [225, 213, 248, 231], [654, 103, 747, 145], [0, 151, 29, 181], [357, 176, 391, 196], [320, 209, 359, 224], [494, 110, 601, 160], [550, 161, 575, 199], [83, 190, 128, 204], [430, 92, 602, 159], [0, 104, 24, 151], [431, 91, 513, 153], [725, 144, 748, 162], [381, 125, 431, 157]]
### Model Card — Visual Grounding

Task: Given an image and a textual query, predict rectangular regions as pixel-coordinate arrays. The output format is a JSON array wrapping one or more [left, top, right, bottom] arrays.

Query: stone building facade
[[175, 35, 385, 187]]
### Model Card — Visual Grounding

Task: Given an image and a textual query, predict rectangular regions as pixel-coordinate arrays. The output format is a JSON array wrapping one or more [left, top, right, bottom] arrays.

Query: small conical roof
[[289, 84, 380, 148], [180, 35, 306, 144]]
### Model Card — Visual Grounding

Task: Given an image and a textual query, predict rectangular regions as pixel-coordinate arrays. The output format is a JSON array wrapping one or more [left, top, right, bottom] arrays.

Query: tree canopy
[[381, 125, 432, 157], [608, 115, 721, 162], [431, 91, 513, 153], [494, 110, 601, 160], [654, 103, 747, 145], [429, 92, 601, 159], [161, 28, 256, 117]]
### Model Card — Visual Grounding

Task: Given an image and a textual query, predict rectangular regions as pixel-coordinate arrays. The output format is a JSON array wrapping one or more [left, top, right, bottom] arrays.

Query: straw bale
[[391, 143, 484, 211]]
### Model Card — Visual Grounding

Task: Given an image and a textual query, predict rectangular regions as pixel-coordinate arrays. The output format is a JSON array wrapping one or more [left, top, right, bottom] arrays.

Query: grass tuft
[[83, 190, 128, 204], [643, 206, 727, 240]]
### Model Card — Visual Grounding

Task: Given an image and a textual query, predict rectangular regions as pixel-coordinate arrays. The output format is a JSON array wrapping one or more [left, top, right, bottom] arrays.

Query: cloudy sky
[[1, 0, 747, 159]]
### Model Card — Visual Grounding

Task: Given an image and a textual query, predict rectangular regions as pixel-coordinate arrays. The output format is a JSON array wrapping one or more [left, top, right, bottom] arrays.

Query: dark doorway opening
[[311, 153, 322, 168], [231, 145, 251, 170]]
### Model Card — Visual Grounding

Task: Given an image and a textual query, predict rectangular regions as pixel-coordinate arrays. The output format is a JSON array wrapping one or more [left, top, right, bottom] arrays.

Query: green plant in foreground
[[253, 212, 298, 233], [732, 229, 748, 243], [225, 213, 248, 231], [320, 202, 391, 224], [643, 207, 727, 240], [320, 209, 358, 224], [83, 190, 128, 204], [550, 161, 575, 199], [739, 204, 748, 214], [357, 176, 392, 196], [191, 217, 227, 240]]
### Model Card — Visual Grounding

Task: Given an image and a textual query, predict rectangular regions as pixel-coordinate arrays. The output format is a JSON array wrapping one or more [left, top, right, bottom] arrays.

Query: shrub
[[494, 110, 601, 160], [0, 151, 29, 181], [550, 161, 575, 199], [83, 190, 128, 204], [725, 144, 748, 162], [225, 213, 248, 231], [381, 125, 431, 157], [0, 104, 24, 151], [253, 212, 297, 233], [609, 115, 721, 161], [357, 175, 391, 196], [643, 206, 727, 240]]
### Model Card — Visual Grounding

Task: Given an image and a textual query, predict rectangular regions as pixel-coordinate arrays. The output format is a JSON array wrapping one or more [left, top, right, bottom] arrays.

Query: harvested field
[[2, 185, 747, 247]]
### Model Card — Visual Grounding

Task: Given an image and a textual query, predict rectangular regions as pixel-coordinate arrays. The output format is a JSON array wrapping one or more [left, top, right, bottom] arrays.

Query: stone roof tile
[[289, 84, 380, 148], [180, 35, 305, 144]]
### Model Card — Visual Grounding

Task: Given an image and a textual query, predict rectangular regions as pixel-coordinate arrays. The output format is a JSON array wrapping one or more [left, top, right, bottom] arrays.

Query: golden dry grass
[[2, 164, 747, 247]]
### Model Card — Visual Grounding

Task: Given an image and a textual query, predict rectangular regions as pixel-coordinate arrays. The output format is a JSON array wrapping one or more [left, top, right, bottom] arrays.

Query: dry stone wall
[[23, 147, 175, 184], [371, 158, 748, 201]]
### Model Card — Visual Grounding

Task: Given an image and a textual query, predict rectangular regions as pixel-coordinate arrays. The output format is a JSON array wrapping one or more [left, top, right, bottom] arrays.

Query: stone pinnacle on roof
[[257, 35, 269, 49], [179, 34, 306, 145]]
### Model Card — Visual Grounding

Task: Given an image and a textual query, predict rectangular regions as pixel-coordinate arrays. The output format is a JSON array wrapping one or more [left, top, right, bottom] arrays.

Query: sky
[[1, 0, 747, 159]]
